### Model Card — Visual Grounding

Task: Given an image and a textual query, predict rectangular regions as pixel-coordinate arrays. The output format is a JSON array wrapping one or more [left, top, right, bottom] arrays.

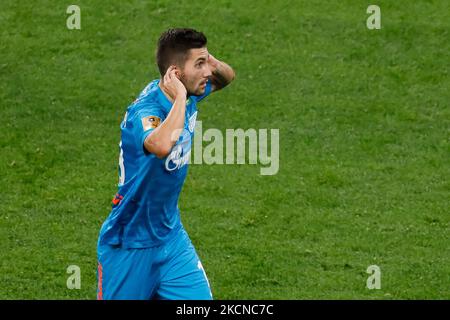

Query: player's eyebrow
[[195, 56, 207, 63]]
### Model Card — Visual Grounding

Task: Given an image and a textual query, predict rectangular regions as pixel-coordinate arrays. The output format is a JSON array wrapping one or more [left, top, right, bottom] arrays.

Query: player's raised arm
[[208, 53, 235, 92], [144, 66, 187, 158]]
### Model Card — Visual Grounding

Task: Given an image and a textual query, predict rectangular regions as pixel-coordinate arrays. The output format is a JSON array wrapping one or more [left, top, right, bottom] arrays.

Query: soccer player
[[96, 28, 235, 300]]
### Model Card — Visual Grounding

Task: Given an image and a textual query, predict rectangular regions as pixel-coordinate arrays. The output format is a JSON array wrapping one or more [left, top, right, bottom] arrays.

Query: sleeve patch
[[141, 115, 161, 131]]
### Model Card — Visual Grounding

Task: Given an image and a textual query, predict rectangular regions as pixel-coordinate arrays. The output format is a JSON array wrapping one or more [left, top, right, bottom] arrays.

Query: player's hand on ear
[[207, 53, 219, 72], [163, 66, 187, 100]]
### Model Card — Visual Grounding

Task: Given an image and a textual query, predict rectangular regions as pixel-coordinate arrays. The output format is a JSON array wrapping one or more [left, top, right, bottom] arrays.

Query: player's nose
[[203, 65, 212, 78]]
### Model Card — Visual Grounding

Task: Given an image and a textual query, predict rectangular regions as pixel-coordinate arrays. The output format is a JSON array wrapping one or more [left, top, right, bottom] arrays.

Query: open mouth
[[199, 80, 207, 88]]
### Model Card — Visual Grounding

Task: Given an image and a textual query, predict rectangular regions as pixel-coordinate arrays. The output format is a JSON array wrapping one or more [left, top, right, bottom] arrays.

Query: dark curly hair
[[156, 28, 207, 76]]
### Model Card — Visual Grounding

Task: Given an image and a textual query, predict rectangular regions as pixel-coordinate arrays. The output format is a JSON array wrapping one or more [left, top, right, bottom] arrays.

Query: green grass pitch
[[0, 0, 449, 299]]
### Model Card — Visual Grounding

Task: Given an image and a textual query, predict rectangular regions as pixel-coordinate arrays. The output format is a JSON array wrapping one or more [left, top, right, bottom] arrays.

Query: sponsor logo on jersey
[[165, 129, 191, 171], [188, 111, 197, 133]]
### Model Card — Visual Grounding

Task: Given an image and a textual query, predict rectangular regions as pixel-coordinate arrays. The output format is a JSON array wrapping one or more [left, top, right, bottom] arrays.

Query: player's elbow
[[154, 145, 172, 159], [149, 144, 172, 159], [223, 69, 236, 88], [144, 136, 172, 159], [230, 68, 236, 82]]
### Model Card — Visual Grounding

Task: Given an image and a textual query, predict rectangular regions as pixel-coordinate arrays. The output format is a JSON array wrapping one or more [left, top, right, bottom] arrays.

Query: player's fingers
[[170, 68, 179, 81], [167, 67, 176, 80], [169, 67, 177, 75], [168, 65, 175, 74], [165, 66, 174, 80], [164, 68, 171, 83]]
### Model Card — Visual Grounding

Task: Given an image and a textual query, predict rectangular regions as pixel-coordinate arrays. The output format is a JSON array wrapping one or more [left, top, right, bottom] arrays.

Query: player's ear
[[173, 66, 181, 79]]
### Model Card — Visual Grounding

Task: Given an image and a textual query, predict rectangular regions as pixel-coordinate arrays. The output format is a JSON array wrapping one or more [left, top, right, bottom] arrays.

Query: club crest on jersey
[[165, 129, 191, 171], [188, 111, 197, 133], [141, 115, 161, 131]]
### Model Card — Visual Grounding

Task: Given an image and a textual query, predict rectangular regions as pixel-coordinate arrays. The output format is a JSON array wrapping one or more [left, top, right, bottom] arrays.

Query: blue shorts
[[97, 228, 212, 300]]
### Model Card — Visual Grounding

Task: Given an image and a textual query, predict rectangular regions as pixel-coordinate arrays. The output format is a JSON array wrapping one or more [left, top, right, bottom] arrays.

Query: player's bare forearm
[[144, 66, 187, 158], [208, 54, 235, 91], [144, 95, 186, 158]]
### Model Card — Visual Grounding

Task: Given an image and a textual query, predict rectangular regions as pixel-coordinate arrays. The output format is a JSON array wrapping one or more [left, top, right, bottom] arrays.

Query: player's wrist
[[174, 92, 187, 103]]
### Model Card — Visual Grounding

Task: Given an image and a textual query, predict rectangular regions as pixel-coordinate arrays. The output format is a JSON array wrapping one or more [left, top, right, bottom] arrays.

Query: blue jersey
[[98, 79, 212, 249]]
